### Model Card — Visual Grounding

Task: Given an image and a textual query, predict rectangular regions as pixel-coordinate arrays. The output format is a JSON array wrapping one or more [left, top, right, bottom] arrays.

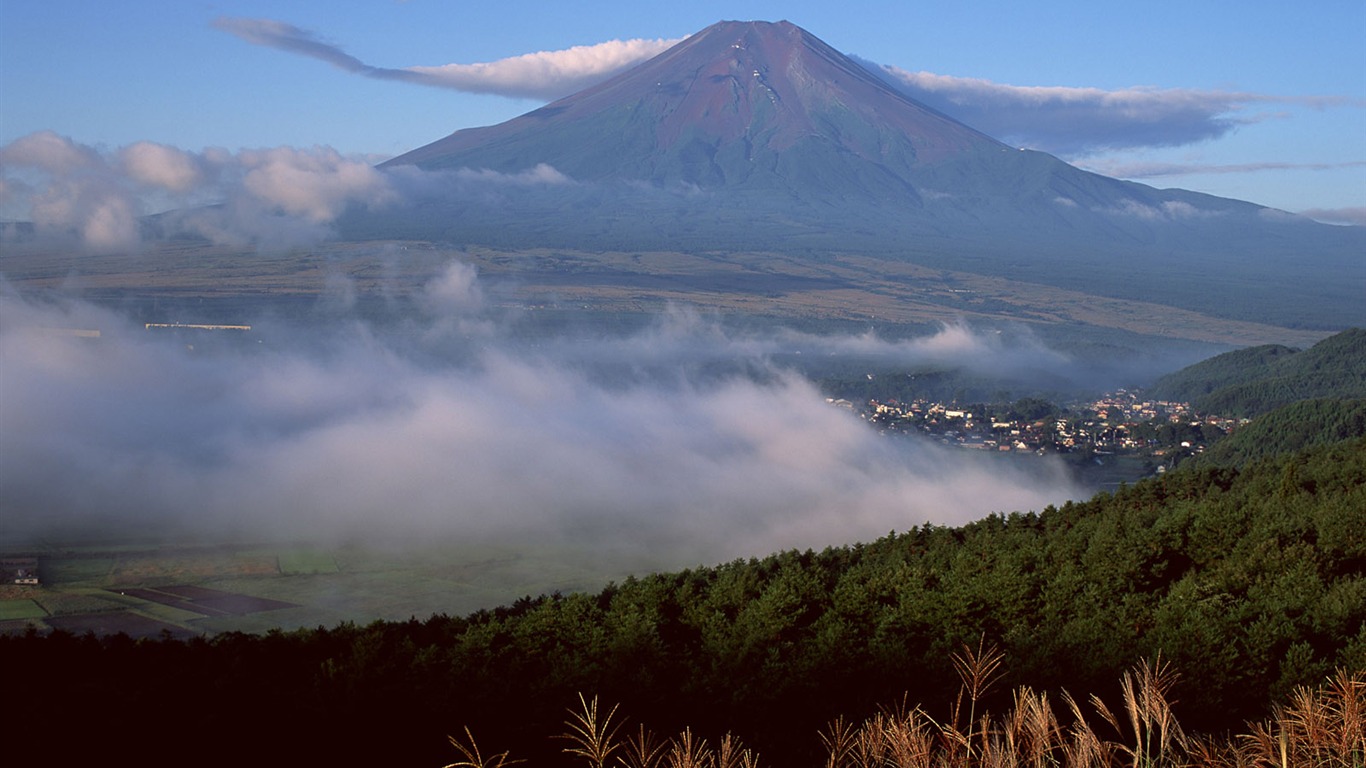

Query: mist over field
[[0, 266, 1087, 568]]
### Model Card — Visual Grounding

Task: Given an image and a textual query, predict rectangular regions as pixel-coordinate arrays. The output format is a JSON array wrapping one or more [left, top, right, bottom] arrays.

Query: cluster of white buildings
[[853, 389, 1242, 461]]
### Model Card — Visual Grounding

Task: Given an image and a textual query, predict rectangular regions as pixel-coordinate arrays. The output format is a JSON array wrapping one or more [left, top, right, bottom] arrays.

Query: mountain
[[1146, 343, 1303, 401], [385, 20, 1005, 199], [366, 20, 1365, 334], [1149, 328, 1366, 416], [379, 21, 1244, 218]]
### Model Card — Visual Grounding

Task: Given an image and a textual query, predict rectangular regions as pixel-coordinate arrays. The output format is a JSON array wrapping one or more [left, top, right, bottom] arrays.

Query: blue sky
[[2, 0, 1363, 222]]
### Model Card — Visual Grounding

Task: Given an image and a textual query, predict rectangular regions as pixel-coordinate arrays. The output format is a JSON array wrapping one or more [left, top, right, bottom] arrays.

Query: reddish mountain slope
[[368, 20, 1365, 331], [384, 21, 1007, 195]]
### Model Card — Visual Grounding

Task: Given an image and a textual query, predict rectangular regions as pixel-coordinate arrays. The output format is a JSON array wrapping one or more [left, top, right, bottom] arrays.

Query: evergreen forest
[[1147, 328, 1366, 416]]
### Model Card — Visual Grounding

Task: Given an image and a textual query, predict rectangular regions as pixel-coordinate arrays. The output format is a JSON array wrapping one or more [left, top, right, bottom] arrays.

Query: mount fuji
[[360, 20, 1363, 332]]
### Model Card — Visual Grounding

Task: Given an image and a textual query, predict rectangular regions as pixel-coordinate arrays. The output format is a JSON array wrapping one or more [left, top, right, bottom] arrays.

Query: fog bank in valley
[[0, 266, 1088, 569]]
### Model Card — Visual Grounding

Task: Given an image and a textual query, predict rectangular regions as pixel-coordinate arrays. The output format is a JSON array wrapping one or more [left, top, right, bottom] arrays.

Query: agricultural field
[[275, 549, 339, 575], [0, 597, 45, 621], [0, 538, 635, 637], [1, 237, 1328, 348]]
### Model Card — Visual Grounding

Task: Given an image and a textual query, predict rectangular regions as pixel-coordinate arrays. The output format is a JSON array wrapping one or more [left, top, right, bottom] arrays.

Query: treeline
[[1147, 327, 1366, 416], [4, 438, 1363, 765], [1193, 397, 1366, 468], [818, 367, 1075, 409]]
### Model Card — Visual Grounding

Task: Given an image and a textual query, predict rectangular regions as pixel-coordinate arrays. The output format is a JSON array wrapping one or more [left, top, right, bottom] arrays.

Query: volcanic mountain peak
[[360, 20, 1366, 334], [635, 19, 1001, 157], [383, 19, 1004, 192]]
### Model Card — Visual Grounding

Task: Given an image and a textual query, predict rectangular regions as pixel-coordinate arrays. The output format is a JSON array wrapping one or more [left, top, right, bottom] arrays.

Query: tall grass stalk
[[1091, 655, 1184, 767], [1239, 666, 1365, 767], [666, 727, 711, 768], [820, 715, 856, 768], [442, 668, 1363, 768], [714, 732, 760, 768], [619, 724, 667, 768], [443, 726, 525, 768], [951, 636, 1007, 762], [560, 694, 624, 768]]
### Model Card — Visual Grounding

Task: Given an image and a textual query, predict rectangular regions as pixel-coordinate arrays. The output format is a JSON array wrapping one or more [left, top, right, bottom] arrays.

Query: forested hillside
[[1145, 343, 1299, 401], [1194, 398, 1366, 468], [1148, 328, 1366, 416], [4, 438, 1363, 766]]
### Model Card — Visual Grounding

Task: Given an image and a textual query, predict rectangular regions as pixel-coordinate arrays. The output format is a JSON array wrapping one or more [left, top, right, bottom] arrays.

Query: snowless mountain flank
[[366, 21, 1364, 333]]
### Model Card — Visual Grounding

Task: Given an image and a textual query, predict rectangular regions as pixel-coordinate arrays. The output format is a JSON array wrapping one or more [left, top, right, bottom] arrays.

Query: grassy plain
[[274, 549, 339, 575], [0, 238, 1330, 348], [0, 598, 45, 621], [1, 538, 639, 636]]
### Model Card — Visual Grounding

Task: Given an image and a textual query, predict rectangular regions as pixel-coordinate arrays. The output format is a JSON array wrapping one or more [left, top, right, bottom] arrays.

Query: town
[[836, 389, 1246, 476]]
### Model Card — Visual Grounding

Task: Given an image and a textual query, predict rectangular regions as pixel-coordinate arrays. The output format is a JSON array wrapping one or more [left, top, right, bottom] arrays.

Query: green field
[[0, 539, 639, 635], [0, 599, 46, 621], [276, 549, 339, 575], [40, 557, 117, 584]]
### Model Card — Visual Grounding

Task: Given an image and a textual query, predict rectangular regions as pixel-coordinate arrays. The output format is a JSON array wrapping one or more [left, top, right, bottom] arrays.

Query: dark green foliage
[[3, 440, 1363, 766], [1146, 342, 1300, 401], [1149, 328, 1366, 416], [1195, 398, 1366, 468]]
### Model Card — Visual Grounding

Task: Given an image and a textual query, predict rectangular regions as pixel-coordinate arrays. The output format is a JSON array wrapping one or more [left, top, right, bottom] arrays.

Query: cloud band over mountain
[[213, 16, 1361, 157], [212, 17, 682, 101], [1079, 158, 1366, 179], [0, 132, 397, 251], [867, 65, 1359, 156]]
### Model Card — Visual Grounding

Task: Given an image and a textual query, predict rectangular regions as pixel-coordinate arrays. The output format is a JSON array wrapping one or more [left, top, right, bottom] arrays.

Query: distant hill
[[1149, 328, 1366, 416], [1195, 398, 1366, 467], [1146, 343, 1300, 400]]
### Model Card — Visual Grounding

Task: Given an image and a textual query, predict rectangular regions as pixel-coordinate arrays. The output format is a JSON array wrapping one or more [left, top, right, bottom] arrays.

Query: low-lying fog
[[1, 263, 1093, 570]]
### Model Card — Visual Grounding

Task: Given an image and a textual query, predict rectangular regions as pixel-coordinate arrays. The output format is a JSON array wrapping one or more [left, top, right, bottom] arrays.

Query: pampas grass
[[560, 694, 625, 768], [444, 726, 526, 768], [444, 664, 1364, 767]]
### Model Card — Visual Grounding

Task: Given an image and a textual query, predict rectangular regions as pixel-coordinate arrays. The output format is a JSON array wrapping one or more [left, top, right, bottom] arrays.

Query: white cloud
[[407, 37, 682, 100], [453, 163, 573, 185], [0, 130, 102, 174], [79, 191, 140, 252], [213, 16, 680, 101], [1102, 199, 1221, 222], [1108, 200, 1162, 221], [119, 141, 206, 192], [2, 135, 142, 253], [1160, 201, 1218, 220], [868, 63, 1359, 156], [0, 285, 1085, 565], [773, 322, 1073, 374], [1079, 158, 1366, 179], [1297, 207, 1366, 226], [238, 146, 394, 223], [0, 133, 401, 250], [0, 133, 599, 252], [418, 260, 488, 337]]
